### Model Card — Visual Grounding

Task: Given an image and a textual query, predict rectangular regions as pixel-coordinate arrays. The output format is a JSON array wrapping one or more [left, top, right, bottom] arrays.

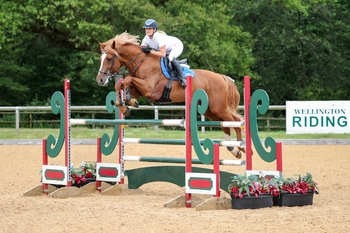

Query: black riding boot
[[171, 59, 186, 88]]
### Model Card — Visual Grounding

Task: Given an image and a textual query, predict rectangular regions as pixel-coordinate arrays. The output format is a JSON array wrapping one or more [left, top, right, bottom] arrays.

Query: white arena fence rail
[[0, 105, 286, 133]]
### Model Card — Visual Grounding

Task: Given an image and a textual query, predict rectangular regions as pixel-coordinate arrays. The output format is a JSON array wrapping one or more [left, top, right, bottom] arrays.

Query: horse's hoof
[[234, 150, 242, 159], [238, 147, 246, 154], [116, 101, 124, 107], [124, 107, 131, 116], [133, 100, 139, 108], [230, 149, 242, 159]]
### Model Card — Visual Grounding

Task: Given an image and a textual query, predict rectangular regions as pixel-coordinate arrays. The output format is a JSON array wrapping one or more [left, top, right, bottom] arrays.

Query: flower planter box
[[73, 178, 116, 188], [231, 194, 273, 209], [73, 178, 96, 188], [273, 191, 315, 207], [51, 178, 116, 188]]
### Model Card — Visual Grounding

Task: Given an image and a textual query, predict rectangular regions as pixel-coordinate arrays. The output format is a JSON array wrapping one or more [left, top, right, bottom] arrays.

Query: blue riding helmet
[[143, 19, 158, 29]]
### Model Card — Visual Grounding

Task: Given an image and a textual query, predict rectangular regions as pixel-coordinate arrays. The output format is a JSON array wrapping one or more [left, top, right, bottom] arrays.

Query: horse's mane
[[114, 31, 140, 46]]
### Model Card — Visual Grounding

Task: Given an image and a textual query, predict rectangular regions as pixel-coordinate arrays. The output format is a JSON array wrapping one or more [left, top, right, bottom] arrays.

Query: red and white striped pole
[[42, 139, 48, 194], [244, 76, 252, 170], [96, 138, 102, 192], [185, 75, 192, 208], [213, 144, 220, 197], [64, 79, 72, 187], [118, 85, 125, 184], [276, 142, 283, 172]]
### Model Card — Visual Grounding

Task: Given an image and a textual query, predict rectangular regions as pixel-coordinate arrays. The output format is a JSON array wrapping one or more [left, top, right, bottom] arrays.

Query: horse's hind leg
[[205, 110, 243, 159], [207, 106, 246, 159], [223, 127, 244, 159]]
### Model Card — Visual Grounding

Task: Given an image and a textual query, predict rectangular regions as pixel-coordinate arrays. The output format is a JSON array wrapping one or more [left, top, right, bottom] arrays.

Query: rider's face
[[145, 28, 156, 37]]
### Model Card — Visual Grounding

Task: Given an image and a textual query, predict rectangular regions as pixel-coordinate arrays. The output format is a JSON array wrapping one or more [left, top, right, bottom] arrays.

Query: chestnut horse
[[96, 32, 245, 159]]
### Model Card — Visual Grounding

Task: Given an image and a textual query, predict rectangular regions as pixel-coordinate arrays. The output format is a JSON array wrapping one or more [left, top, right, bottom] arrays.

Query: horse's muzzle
[[97, 76, 109, 86]]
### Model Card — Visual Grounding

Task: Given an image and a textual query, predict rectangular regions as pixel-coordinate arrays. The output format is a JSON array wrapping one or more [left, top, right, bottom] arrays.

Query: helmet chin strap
[[152, 28, 157, 36], [148, 28, 157, 39]]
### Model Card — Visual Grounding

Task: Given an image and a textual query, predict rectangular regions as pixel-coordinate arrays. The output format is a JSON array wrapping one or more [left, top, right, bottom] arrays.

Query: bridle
[[98, 49, 148, 81], [98, 52, 120, 80]]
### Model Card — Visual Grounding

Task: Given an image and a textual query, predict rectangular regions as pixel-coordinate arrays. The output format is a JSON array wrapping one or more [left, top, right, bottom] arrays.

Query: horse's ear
[[111, 40, 116, 50], [98, 41, 105, 50]]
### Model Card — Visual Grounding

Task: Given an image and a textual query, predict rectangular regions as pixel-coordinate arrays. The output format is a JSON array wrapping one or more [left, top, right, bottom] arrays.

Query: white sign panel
[[286, 101, 350, 134], [185, 172, 216, 195], [42, 165, 68, 185], [96, 163, 121, 182]]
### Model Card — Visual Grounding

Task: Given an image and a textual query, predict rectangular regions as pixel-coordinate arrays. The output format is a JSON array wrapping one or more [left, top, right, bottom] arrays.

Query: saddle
[[157, 57, 194, 103], [162, 56, 191, 78]]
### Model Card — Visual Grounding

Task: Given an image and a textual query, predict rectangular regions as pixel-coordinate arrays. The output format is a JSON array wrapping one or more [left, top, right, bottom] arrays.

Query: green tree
[[228, 0, 350, 104], [0, 0, 253, 106]]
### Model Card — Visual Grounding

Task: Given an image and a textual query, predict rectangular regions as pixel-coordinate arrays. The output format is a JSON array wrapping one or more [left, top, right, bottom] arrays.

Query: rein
[[123, 51, 148, 76]]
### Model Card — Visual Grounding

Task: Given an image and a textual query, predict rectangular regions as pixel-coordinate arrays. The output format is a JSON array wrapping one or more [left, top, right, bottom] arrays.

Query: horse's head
[[96, 40, 122, 86], [96, 32, 142, 86]]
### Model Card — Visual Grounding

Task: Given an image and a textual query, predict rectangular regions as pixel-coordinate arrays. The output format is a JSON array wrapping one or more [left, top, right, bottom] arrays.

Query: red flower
[[85, 171, 93, 178], [298, 181, 310, 194], [269, 185, 280, 197], [74, 176, 81, 184]]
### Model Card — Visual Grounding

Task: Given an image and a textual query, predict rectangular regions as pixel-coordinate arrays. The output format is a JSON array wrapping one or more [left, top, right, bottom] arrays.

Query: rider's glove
[[141, 47, 151, 54]]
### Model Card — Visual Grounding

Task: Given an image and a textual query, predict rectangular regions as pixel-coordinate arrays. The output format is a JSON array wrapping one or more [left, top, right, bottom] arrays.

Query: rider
[[140, 19, 186, 88]]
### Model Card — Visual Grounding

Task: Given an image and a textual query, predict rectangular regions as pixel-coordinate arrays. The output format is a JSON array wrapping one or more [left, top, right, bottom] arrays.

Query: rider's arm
[[149, 45, 166, 58]]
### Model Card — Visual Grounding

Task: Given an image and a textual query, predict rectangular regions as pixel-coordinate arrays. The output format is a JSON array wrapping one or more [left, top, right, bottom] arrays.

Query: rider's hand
[[141, 47, 151, 54]]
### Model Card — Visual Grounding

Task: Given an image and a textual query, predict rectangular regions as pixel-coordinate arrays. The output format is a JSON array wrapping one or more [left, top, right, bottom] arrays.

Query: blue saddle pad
[[160, 58, 195, 80]]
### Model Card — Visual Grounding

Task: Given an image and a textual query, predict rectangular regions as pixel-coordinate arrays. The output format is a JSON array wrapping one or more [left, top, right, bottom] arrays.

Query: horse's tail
[[223, 75, 243, 121], [224, 75, 245, 138]]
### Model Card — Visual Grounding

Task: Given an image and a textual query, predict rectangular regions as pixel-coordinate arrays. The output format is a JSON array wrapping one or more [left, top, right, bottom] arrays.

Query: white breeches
[[168, 42, 184, 62]]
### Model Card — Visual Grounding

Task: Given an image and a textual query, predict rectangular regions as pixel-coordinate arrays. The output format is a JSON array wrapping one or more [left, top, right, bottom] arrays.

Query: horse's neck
[[119, 47, 161, 76]]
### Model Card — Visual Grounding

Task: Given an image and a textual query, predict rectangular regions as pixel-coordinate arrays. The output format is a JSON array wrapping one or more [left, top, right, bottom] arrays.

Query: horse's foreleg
[[123, 76, 139, 109], [114, 81, 128, 115], [125, 86, 139, 108], [129, 77, 162, 101], [114, 82, 123, 106], [119, 76, 140, 116]]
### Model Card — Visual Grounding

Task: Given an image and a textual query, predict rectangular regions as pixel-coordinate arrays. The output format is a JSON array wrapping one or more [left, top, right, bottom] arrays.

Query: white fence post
[[154, 106, 159, 133], [201, 115, 205, 134], [15, 107, 19, 133]]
